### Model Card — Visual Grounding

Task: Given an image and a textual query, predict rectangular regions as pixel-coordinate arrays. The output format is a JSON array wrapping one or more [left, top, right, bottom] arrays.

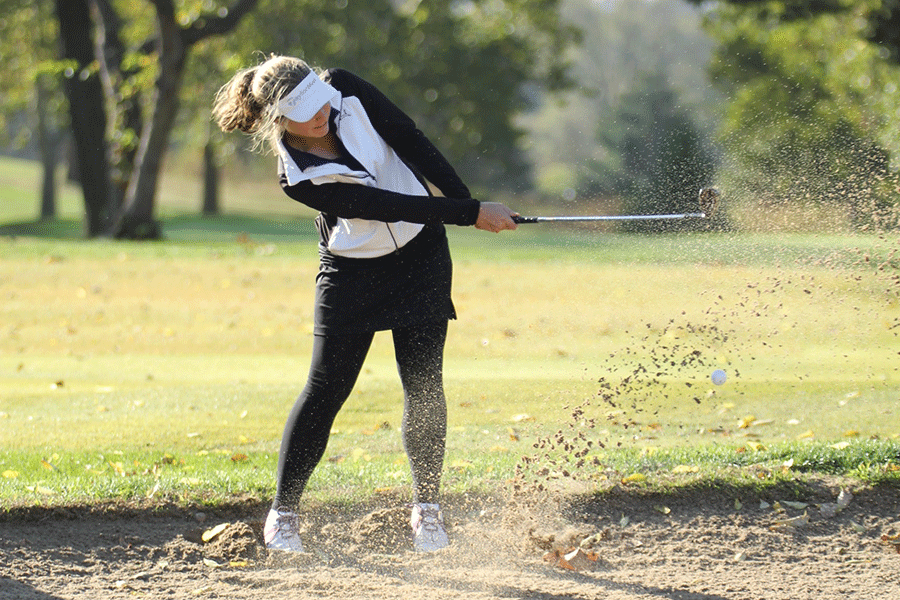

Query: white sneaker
[[410, 503, 449, 552], [264, 508, 304, 552]]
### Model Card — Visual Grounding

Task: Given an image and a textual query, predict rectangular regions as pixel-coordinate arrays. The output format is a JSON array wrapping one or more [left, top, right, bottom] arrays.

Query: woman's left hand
[[475, 202, 519, 233]]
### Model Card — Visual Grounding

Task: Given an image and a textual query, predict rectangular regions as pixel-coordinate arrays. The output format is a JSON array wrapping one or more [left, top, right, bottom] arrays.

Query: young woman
[[213, 55, 518, 553]]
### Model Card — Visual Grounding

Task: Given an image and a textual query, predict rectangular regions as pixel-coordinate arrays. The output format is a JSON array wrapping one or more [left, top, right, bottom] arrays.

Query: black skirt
[[312, 223, 456, 334]]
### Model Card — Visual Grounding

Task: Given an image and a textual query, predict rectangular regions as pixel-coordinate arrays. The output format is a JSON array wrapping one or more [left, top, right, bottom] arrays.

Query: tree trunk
[[91, 0, 143, 211], [55, 0, 114, 237], [104, 0, 259, 239], [202, 140, 220, 216], [108, 2, 187, 239], [35, 76, 57, 220]]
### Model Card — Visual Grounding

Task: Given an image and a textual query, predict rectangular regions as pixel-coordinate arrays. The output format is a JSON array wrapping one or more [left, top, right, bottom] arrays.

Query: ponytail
[[213, 66, 262, 134], [212, 55, 315, 154]]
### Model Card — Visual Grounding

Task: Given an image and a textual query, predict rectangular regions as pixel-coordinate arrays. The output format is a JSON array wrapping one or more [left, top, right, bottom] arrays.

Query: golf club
[[512, 187, 720, 224]]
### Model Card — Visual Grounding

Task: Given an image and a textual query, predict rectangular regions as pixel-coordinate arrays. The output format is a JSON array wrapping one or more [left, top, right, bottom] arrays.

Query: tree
[[51, 0, 258, 239], [698, 0, 900, 226], [0, 0, 69, 222], [693, 0, 900, 63], [103, 0, 259, 238], [590, 72, 717, 231], [15, 0, 575, 237], [520, 0, 722, 204], [234, 0, 578, 192], [55, 0, 116, 236]]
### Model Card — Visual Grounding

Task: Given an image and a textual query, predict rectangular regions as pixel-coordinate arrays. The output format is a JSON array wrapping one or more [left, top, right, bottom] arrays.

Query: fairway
[[1, 224, 898, 497]]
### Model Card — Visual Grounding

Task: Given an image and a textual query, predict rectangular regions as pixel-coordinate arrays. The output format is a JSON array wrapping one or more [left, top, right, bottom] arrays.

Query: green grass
[[1, 155, 899, 509]]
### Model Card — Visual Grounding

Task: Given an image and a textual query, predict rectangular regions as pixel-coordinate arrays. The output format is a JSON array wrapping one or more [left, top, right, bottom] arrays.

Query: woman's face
[[283, 103, 331, 139]]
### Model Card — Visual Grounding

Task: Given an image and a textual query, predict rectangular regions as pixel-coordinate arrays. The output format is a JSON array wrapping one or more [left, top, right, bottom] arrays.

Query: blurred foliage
[[591, 73, 717, 230], [521, 0, 723, 212], [0, 0, 64, 150], [698, 0, 900, 228], [7, 0, 900, 232], [1, 0, 577, 225], [224, 0, 579, 190]]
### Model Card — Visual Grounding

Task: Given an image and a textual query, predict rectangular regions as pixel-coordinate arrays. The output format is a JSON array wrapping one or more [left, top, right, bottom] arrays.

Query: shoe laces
[[272, 509, 299, 537], [412, 504, 443, 533]]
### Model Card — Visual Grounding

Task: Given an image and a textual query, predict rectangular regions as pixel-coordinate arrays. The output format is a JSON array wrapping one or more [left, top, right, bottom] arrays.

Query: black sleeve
[[324, 69, 472, 200], [280, 174, 481, 226]]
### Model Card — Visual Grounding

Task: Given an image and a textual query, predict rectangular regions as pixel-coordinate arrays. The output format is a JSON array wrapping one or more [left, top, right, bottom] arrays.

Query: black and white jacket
[[277, 69, 480, 258]]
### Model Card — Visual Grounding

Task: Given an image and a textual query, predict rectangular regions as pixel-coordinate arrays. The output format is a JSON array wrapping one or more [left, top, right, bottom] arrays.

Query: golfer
[[213, 55, 518, 553]]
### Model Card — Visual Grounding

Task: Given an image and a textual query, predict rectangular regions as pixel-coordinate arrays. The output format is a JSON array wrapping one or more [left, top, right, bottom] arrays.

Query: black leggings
[[273, 321, 448, 508]]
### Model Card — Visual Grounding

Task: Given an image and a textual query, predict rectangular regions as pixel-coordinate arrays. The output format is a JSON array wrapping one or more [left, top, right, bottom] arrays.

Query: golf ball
[[711, 369, 727, 385]]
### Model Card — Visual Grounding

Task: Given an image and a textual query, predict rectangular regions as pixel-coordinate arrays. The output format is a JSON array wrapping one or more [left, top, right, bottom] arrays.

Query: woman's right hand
[[475, 202, 519, 233]]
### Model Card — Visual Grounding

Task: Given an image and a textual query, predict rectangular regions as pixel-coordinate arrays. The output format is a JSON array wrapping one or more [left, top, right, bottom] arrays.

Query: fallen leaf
[[146, 481, 160, 499], [621, 473, 646, 484], [2, 470, 19, 479], [202, 558, 223, 568], [230, 453, 249, 462], [201, 522, 230, 543], [654, 505, 671, 515], [781, 500, 808, 510], [770, 512, 809, 531], [837, 489, 852, 508], [543, 547, 599, 571], [672, 464, 699, 474], [563, 547, 599, 570], [819, 489, 852, 519], [350, 448, 371, 462], [580, 531, 610, 548], [881, 533, 900, 554]]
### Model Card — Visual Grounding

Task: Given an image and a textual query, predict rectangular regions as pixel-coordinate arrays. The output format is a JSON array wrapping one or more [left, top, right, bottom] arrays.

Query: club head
[[698, 187, 720, 218]]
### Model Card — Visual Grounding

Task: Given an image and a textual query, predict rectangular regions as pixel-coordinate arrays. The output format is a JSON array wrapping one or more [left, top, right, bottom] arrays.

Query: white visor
[[276, 71, 339, 122]]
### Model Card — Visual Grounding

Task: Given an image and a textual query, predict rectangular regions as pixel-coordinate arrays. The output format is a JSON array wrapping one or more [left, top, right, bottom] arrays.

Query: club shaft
[[513, 213, 706, 223]]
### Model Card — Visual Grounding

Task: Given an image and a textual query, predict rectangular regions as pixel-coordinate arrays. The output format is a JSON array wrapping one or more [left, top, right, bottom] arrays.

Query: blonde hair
[[212, 55, 318, 154]]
